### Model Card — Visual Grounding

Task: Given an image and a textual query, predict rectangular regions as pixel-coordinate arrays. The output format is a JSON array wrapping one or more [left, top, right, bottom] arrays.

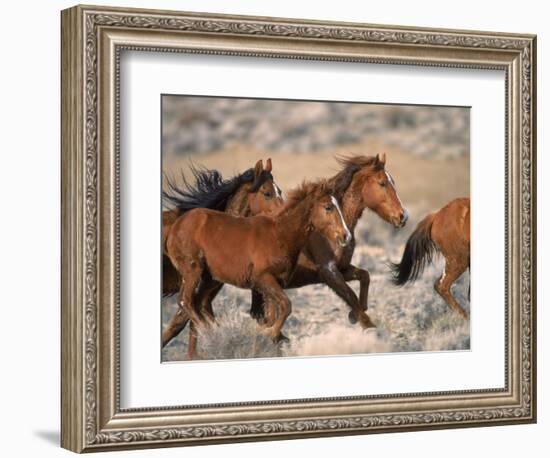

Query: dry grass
[[161, 98, 470, 362]]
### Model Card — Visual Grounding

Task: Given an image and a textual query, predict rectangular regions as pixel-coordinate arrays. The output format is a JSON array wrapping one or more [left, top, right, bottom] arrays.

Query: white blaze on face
[[330, 195, 352, 244], [386, 170, 408, 221], [274, 182, 284, 200]]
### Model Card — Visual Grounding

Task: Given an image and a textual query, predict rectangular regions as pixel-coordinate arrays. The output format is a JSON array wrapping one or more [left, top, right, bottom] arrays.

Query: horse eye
[[379, 181, 386, 187], [263, 192, 272, 199], [325, 205, 333, 212]]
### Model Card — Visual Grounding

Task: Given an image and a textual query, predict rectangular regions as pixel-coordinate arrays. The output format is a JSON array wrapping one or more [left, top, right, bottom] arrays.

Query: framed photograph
[[61, 4, 537, 453]]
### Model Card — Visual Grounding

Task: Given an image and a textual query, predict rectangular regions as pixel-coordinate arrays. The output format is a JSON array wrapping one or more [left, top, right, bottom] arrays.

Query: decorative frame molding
[[61, 4, 536, 453]]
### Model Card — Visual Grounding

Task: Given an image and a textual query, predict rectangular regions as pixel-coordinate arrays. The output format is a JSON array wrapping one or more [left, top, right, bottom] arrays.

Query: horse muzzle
[[336, 235, 347, 248], [335, 235, 350, 247], [392, 209, 409, 228]]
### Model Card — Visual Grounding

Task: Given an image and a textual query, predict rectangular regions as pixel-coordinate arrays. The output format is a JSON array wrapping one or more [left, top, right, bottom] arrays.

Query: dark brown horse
[[162, 159, 284, 297], [165, 181, 351, 358], [249, 153, 408, 329], [391, 197, 470, 318]]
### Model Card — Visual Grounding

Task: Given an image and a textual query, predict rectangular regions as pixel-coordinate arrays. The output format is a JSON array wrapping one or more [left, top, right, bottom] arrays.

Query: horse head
[[307, 183, 352, 248], [247, 158, 284, 216], [341, 153, 408, 228]]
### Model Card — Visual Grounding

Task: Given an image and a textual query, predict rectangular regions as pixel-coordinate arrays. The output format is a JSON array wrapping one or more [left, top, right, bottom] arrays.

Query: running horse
[[390, 197, 470, 318], [162, 153, 408, 347], [162, 158, 284, 298], [161, 159, 283, 347], [165, 181, 352, 358], [249, 153, 409, 329]]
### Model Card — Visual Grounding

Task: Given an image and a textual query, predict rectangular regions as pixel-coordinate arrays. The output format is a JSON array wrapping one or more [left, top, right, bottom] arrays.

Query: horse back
[[182, 209, 282, 286]]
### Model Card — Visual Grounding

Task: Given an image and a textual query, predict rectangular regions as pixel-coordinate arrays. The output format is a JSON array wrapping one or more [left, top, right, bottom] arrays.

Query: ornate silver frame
[[61, 4, 537, 453]]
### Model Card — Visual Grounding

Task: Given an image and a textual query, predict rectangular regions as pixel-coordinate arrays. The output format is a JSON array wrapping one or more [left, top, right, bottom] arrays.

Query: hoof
[[359, 315, 377, 329], [275, 333, 289, 343], [363, 320, 377, 330], [348, 311, 358, 324]]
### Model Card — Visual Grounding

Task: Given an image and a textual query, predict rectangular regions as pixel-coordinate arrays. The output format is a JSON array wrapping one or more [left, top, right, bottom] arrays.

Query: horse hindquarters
[[431, 200, 470, 319]]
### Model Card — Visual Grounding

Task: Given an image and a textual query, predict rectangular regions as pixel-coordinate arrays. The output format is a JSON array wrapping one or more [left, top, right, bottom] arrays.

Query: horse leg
[[162, 276, 221, 348], [183, 276, 224, 360], [249, 289, 265, 322], [262, 291, 290, 342], [249, 265, 321, 323], [342, 264, 371, 315], [434, 257, 468, 319], [187, 321, 198, 361], [171, 256, 205, 359], [197, 280, 223, 325], [162, 308, 190, 347], [162, 254, 181, 296], [255, 274, 291, 342], [318, 263, 375, 329]]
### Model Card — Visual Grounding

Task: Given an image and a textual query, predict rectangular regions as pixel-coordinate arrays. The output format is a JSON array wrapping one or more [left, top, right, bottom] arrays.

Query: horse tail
[[391, 213, 436, 286]]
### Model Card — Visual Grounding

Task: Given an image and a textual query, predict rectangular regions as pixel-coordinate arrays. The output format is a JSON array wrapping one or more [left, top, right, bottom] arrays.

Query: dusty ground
[[161, 97, 470, 362]]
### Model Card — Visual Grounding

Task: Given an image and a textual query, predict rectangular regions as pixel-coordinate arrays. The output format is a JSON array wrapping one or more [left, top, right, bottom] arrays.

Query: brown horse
[[249, 153, 408, 329], [162, 159, 284, 297], [391, 197, 470, 318], [162, 153, 408, 348], [165, 181, 351, 358]]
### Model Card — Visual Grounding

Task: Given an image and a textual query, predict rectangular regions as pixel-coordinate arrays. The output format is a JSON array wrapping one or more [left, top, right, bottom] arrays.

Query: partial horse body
[[391, 197, 470, 318], [165, 181, 351, 358], [250, 153, 408, 329], [161, 159, 283, 345]]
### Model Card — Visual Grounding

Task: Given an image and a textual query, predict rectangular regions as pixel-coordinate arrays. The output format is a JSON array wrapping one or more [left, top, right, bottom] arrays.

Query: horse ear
[[265, 158, 272, 172], [376, 153, 386, 167], [254, 159, 264, 177]]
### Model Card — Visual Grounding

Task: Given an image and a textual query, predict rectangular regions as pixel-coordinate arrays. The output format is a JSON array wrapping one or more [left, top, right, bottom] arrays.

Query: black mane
[[162, 164, 272, 214]]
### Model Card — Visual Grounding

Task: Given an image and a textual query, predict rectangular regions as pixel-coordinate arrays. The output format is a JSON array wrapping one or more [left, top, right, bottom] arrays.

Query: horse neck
[[224, 183, 252, 216], [276, 198, 313, 251], [341, 178, 367, 232]]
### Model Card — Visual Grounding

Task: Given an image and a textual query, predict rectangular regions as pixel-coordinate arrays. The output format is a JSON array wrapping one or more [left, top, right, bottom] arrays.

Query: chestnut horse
[[390, 197, 470, 318], [249, 153, 408, 329], [165, 181, 351, 358], [162, 159, 284, 297], [162, 153, 407, 349]]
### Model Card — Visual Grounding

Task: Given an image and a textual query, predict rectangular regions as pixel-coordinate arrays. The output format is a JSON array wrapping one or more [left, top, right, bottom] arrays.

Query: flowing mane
[[335, 154, 382, 170], [282, 180, 331, 212], [281, 154, 382, 211], [162, 164, 273, 214], [328, 154, 384, 197]]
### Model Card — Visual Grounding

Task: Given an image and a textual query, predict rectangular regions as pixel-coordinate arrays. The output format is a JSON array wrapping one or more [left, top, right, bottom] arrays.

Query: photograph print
[[161, 95, 470, 362]]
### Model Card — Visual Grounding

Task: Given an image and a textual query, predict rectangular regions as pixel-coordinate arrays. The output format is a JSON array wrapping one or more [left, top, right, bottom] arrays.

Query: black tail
[[391, 213, 436, 285], [162, 164, 255, 215]]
